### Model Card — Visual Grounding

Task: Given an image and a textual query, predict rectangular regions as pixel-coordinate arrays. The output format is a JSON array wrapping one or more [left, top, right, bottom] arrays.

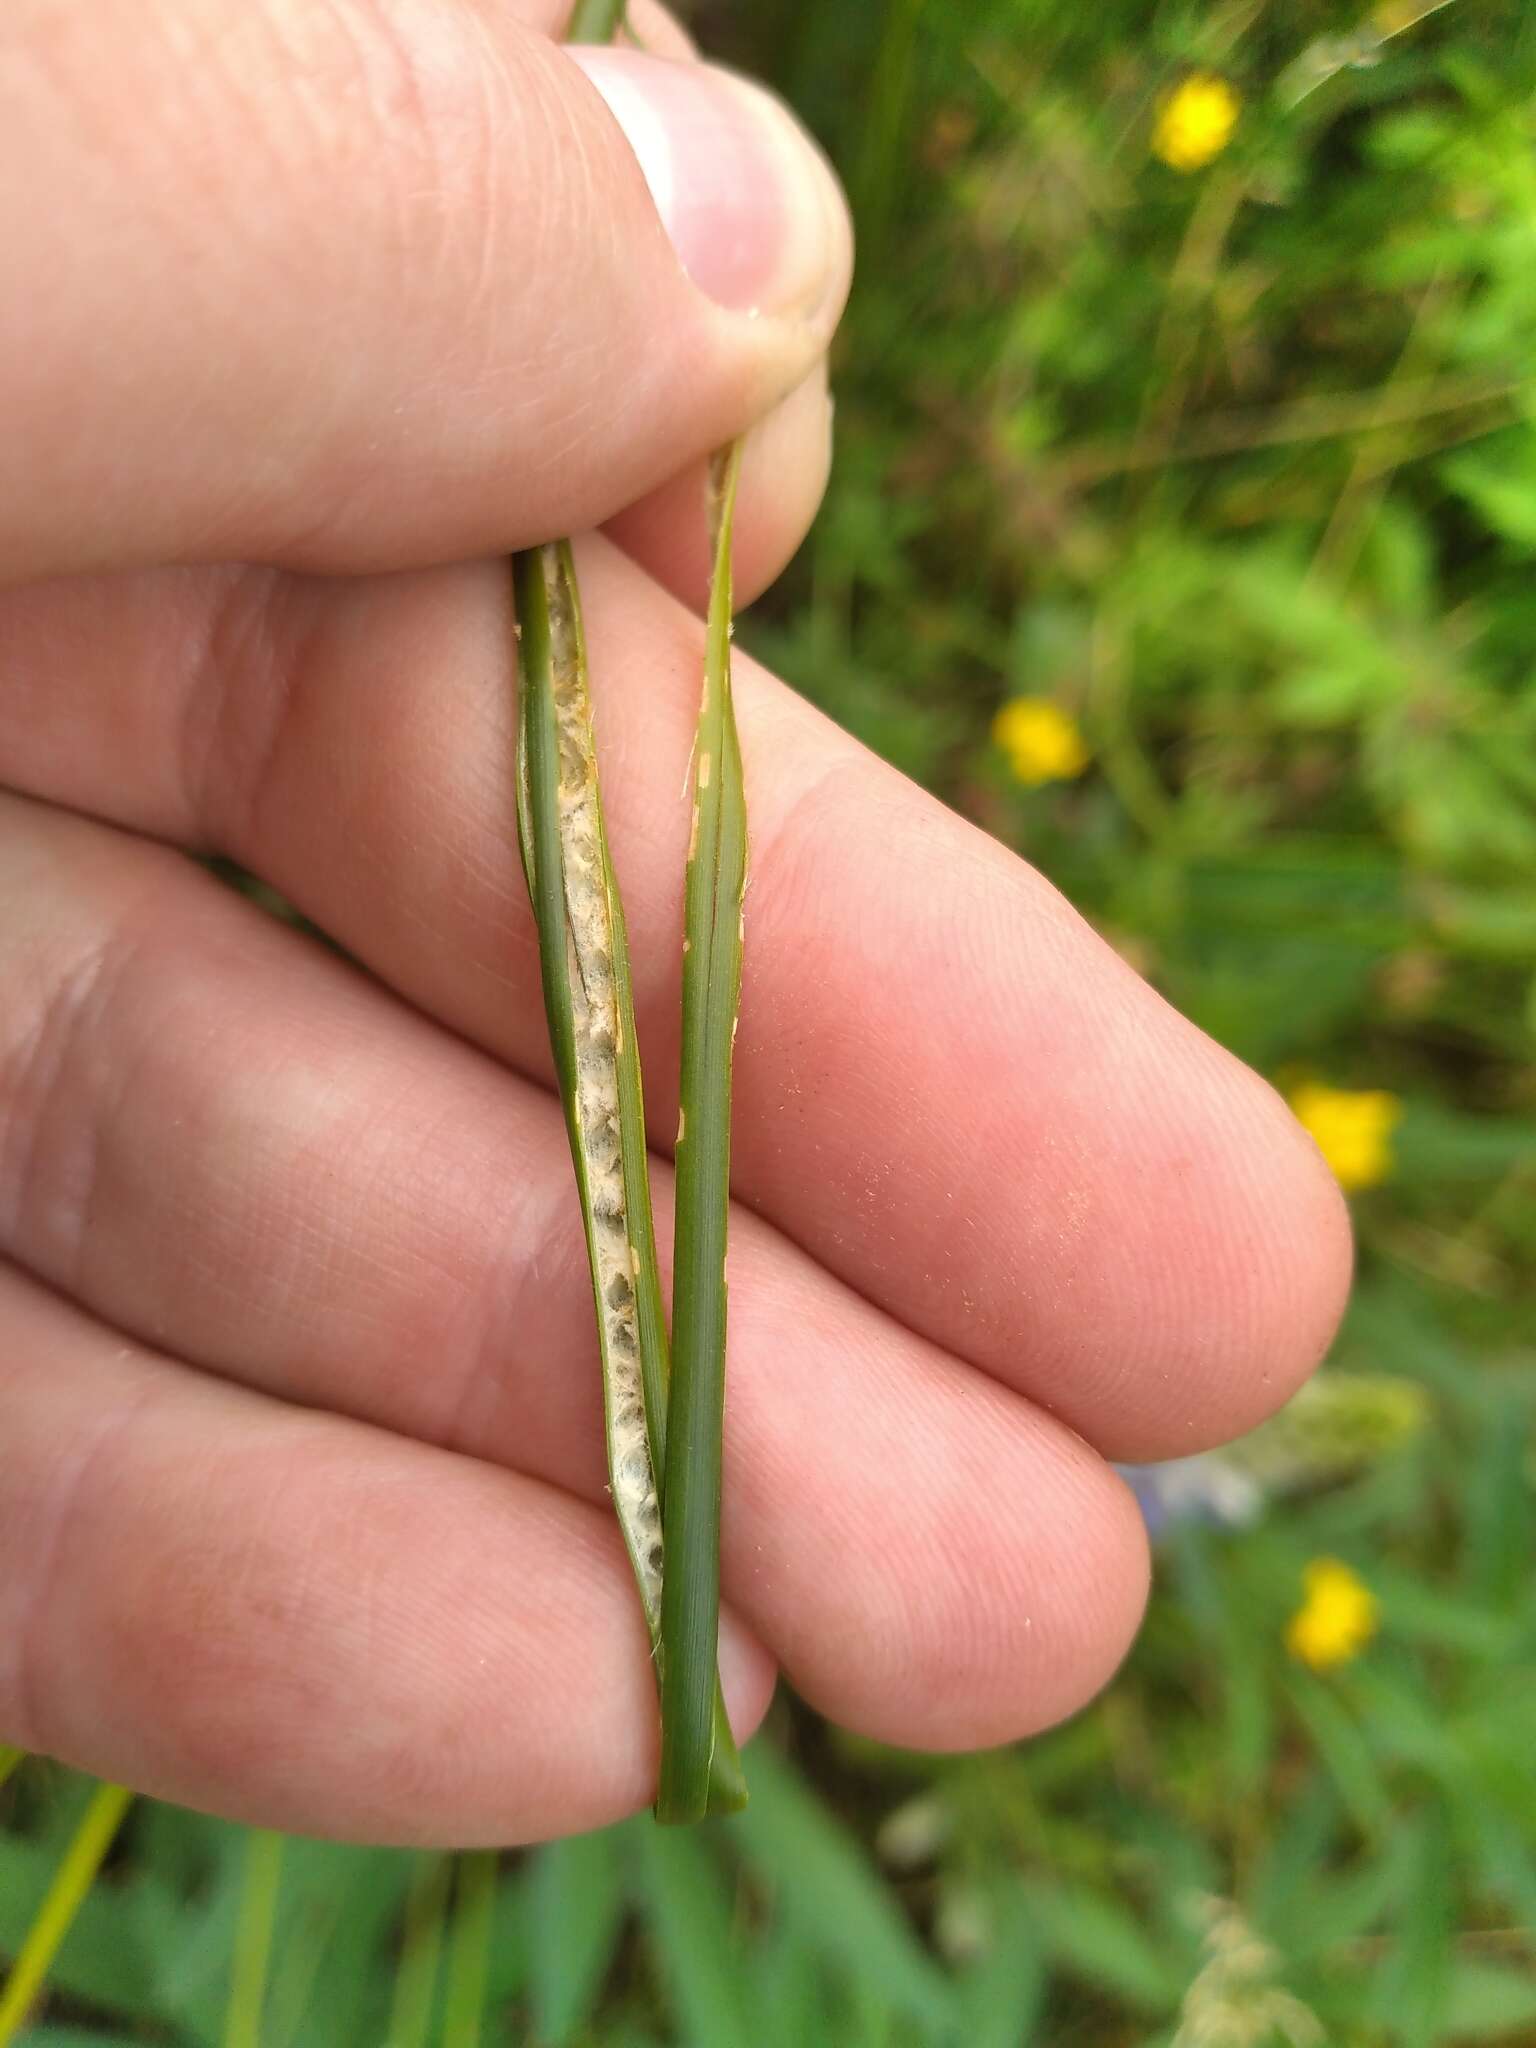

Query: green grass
[[4, 0, 1534, 2040], [658, 444, 749, 1826]]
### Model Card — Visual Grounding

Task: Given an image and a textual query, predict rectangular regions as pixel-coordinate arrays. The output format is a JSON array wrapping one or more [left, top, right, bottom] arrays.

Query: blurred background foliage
[[4, 0, 1535, 2041]]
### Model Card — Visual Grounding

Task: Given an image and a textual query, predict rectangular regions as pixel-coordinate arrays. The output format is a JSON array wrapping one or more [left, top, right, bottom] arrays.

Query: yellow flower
[[1286, 1558, 1379, 1671], [993, 698, 1089, 787], [1152, 73, 1241, 172], [1289, 1082, 1402, 1191]]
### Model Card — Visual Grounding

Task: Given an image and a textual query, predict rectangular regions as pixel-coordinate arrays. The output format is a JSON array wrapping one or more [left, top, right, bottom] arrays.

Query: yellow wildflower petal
[[992, 698, 1089, 787], [1152, 73, 1241, 172], [1286, 1557, 1379, 1671], [1289, 1083, 1403, 1192]]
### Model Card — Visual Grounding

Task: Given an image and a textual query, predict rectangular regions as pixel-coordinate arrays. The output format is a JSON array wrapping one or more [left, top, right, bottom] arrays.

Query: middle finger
[[0, 791, 1148, 1750]]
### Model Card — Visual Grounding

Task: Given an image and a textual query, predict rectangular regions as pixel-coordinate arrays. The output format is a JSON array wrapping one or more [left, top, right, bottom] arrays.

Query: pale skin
[[0, 0, 1352, 1845]]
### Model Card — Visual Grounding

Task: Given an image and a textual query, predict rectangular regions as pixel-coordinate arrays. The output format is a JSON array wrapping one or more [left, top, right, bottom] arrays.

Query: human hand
[[0, 0, 1350, 1844]]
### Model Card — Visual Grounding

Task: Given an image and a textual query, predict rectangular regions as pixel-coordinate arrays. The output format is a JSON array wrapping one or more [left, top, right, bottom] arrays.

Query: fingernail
[[568, 49, 849, 321]]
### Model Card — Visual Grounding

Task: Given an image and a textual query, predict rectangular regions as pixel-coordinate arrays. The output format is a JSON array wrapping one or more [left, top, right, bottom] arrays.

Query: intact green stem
[[0, 1750, 22, 1796], [656, 444, 748, 1826], [0, 1779, 133, 2046], [567, 0, 627, 40]]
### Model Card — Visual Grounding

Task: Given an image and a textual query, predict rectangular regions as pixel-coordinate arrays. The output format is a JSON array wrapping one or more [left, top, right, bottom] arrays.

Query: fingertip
[[1211, 1062, 1357, 1430], [1091, 1029, 1356, 1462], [604, 358, 833, 610], [887, 1429, 1153, 1753], [621, 0, 699, 61], [566, 49, 851, 329], [718, 1607, 779, 1743]]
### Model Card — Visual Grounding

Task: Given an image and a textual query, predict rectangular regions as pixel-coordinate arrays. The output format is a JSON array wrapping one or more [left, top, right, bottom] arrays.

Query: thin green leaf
[[1018, 1878, 1183, 2016], [125, 1823, 250, 2039], [1273, 1847, 1408, 1965], [566, 0, 627, 42], [1367, 1803, 1453, 2048], [658, 445, 748, 1825], [958, 1883, 1046, 2048], [265, 1842, 416, 2048], [746, 1921, 832, 2046], [0, 1754, 22, 1797], [633, 1826, 752, 2048], [0, 1835, 156, 2025], [387, 1854, 450, 2048], [528, 1829, 627, 2045], [223, 1830, 283, 2048], [1285, 1671, 1394, 1840], [728, 1744, 955, 2033], [0, 1781, 134, 2047], [440, 1852, 497, 2048]]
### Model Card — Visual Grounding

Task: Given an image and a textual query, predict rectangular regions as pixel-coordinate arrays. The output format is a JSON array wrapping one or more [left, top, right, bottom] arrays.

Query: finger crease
[[7, 1335, 158, 1757], [0, 932, 131, 1283]]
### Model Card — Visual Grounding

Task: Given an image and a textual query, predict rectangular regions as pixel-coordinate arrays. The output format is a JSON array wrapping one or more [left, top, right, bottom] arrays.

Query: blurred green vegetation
[[4, 1, 1535, 2042]]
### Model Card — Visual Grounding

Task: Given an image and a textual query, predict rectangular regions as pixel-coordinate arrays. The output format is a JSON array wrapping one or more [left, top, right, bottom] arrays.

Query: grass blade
[[529, 1829, 627, 2044], [657, 445, 748, 1826], [728, 1744, 956, 2034], [0, 1753, 22, 1797], [0, 1780, 133, 2046], [512, 543, 743, 1815], [632, 1826, 752, 2048], [440, 1853, 497, 2048], [223, 1830, 284, 2048], [549, 0, 743, 1827], [959, 1881, 1046, 2048], [567, 0, 627, 40], [387, 1854, 450, 2048]]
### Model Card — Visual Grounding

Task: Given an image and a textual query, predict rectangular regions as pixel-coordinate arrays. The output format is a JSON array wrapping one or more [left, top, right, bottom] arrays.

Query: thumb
[[0, 1, 851, 583]]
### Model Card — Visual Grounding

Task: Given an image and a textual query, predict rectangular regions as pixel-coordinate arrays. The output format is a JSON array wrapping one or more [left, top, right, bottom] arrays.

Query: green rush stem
[[0, 1779, 134, 2047], [656, 442, 747, 1827], [439, 1853, 497, 2048], [387, 1854, 451, 2048], [223, 1829, 285, 2048], [567, 0, 628, 41], [0, 1750, 22, 1795], [512, 544, 744, 1817], [513, 0, 745, 1826]]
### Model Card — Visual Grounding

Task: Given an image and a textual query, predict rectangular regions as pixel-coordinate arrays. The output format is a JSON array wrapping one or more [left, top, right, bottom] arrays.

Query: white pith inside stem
[[543, 544, 665, 1629]]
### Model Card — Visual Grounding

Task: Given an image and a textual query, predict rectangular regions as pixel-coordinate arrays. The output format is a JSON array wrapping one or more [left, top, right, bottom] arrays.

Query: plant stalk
[[509, 0, 747, 1826], [656, 444, 748, 1825], [567, 0, 627, 41], [512, 544, 744, 1816]]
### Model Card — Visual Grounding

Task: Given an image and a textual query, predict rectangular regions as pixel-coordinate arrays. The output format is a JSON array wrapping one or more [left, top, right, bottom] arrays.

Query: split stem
[[512, 544, 743, 1817]]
